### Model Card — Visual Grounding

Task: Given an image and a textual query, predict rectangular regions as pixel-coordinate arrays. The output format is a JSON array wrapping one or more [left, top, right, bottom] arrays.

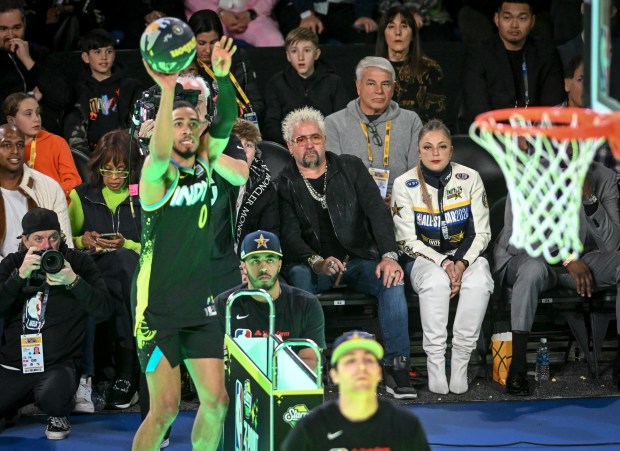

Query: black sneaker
[[506, 372, 531, 396], [45, 416, 70, 440], [108, 379, 138, 409], [384, 356, 418, 399]]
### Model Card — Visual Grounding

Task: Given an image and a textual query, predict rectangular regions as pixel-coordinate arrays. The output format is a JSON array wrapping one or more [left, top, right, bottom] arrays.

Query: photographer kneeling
[[0, 209, 112, 440]]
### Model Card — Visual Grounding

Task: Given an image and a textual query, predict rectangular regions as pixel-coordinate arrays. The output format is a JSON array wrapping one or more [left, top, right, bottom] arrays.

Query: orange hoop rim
[[473, 107, 616, 139], [473, 107, 620, 159]]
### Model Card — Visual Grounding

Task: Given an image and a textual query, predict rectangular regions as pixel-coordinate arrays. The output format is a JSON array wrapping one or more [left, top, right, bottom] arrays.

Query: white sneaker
[[74, 376, 94, 413]]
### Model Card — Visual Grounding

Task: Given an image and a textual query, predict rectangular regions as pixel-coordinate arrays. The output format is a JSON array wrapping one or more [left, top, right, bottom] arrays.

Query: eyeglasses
[[291, 134, 324, 146], [366, 123, 383, 146], [100, 169, 129, 179]]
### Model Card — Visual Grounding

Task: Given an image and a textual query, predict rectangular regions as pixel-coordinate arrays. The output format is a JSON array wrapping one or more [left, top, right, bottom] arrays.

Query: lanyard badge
[[21, 333, 44, 373]]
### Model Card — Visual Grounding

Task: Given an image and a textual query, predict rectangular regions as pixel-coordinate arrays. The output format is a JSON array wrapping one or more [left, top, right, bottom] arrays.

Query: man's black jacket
[[462, 35, 565, 124], [276, 152, 398, 265]]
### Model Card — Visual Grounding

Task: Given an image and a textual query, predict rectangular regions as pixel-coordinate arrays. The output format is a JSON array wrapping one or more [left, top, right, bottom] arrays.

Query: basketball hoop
[[470, 107, 620, 264]]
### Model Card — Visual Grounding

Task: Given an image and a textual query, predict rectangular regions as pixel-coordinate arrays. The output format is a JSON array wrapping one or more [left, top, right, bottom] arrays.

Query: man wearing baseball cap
[[215, 230, 325, 369], [281, 330, 430, 450], [0, 208, 111, 440]]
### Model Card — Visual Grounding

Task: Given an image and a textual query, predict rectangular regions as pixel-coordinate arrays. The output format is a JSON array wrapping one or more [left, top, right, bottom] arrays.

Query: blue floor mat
[[1, 397, 619, 450]]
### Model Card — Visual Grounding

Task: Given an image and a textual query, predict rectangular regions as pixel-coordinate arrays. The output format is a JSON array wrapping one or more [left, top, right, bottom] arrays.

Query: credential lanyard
[[360, 120, 391, 168], [28, 137, 37, 168], [22, 287, 50, 334], [197, 59, 251, 112], [521, 56, 530, 107]]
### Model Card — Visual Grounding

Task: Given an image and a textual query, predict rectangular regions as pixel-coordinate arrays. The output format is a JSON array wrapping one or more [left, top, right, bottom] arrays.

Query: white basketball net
[[470, 110, 607, 264]]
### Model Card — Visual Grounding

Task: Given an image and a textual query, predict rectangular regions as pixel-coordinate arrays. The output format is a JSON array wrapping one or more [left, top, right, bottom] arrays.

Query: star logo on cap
[[254, 234, 269, 249]]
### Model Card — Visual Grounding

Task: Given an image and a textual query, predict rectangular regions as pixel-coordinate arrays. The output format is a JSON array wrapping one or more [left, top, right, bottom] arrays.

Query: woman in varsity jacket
[[391, 119, 494, 395]]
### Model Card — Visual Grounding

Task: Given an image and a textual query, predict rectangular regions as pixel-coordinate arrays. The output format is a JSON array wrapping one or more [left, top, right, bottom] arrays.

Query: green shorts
[[136, 320, 224, 373]]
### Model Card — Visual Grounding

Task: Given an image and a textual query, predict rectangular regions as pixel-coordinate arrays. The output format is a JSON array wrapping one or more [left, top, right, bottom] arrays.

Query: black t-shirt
[[506, 48, 526, 107], [281, 399, 430, 451], [307, 175, 349, 261], [215, 283, 326, 349]]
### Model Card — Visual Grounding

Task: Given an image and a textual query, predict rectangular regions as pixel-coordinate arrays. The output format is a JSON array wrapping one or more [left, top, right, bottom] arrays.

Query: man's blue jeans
[[284, 258, 410, 365]]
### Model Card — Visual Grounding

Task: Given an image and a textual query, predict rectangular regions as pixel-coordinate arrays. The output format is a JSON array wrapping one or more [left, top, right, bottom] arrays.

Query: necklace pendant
[[320, 199, 327, 209]]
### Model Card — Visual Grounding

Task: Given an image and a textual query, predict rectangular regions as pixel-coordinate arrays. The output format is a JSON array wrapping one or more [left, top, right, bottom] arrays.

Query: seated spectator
[[67, 130, 142, 411], [0, 208, 112, 439], [216, 230, 325, 369], [375, 5, 446, 123], [64, 29, 142, 155], [325, 56, 422, 202], [462, 1, 565, 125], [188, 9, 265, 124], [281, 330, 430, 450], [378, 0, 454, 42], [494, 162, 620, 395], [263, 27, 348, 144], [185, 1, 284, 47], [277, 106, 416, 399], [231, 119, 279, 253], [0, 123, 72, 261], [561, 55, 620, 182], [276, 0, 377, 44], [2, 92, 82, 201], [391, 119, 493, 394], [458, 0, 555, 45], [561, 54, 583, 108], [0, 0, 71, 134]]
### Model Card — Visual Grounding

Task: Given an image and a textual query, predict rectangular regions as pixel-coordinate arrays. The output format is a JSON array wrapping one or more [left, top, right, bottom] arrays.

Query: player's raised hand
[[142, 59, 178, 91], [211, 36, 237, 78]]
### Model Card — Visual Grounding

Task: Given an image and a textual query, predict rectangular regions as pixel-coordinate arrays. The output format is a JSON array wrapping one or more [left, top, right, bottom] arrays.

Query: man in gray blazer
[[494, 162, 620, 395]]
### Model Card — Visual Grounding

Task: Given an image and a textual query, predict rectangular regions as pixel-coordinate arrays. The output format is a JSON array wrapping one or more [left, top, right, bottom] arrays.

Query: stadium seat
[[71, 148, 90, 183]]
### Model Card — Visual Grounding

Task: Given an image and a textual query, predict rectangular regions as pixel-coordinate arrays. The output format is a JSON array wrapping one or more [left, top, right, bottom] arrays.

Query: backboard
[[584, 0, 620, 112]]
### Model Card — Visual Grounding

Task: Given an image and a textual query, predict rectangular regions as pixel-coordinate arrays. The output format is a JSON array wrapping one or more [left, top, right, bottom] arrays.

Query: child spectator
[[263, 27, 348, 144], [2, 92, 81, 202], [65, 29, 143, 155]]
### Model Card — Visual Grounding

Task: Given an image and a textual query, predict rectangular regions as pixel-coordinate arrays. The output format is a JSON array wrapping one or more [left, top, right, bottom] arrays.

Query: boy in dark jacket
[[263, 27, 348, 144], [65, 29, 142, 155]]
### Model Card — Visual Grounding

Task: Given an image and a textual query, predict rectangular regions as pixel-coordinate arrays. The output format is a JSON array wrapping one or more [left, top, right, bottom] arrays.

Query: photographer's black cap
[[240, 230, 283, 260], [21, 208, 61, 236]]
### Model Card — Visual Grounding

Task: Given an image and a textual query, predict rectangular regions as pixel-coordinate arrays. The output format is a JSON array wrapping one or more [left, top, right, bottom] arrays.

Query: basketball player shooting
[[131, 36, 238, 451]]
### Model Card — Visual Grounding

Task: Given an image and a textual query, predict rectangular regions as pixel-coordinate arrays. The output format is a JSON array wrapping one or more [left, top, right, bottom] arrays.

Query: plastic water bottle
[[535, 338, 550, 382]]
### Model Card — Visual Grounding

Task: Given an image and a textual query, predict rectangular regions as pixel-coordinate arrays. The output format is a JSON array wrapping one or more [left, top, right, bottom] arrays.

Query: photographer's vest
[[133, 157, 220, 332]]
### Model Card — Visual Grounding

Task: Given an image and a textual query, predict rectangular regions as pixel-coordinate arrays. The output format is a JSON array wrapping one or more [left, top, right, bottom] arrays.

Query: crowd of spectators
[[0, 0, 619, 444]]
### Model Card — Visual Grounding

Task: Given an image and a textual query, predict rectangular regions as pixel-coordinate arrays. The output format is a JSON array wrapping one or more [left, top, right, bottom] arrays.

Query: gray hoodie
[[325, 99, 422, 194]]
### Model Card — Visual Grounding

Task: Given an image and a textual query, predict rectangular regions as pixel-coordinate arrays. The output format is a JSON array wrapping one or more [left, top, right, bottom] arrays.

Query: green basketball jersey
[[134, 157, 225, 331]]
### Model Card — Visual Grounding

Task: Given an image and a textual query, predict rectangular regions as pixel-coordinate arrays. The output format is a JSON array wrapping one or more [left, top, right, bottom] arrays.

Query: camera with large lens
[[31, 249, 65, 278], [132, 83, 205, 127]]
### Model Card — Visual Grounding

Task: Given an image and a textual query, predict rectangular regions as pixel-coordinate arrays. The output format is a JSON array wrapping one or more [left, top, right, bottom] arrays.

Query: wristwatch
[[582, 193, 598, 206], [382, 252, 398, 261], [307, 255, 323, 273]]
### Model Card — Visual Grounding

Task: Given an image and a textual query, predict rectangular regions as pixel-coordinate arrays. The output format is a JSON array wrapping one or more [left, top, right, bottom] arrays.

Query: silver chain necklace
[[301, 165, 328, 209]]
